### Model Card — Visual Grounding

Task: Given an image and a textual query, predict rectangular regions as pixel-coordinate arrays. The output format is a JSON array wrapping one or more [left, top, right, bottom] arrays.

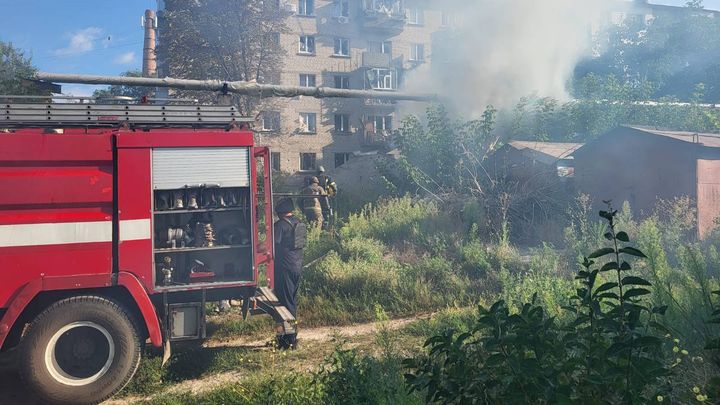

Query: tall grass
[[297, 197, 486, 326]]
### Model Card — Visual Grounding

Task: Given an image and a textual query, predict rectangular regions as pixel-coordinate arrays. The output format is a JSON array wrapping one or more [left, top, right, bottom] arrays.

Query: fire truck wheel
[[19, 296, 142, 405]]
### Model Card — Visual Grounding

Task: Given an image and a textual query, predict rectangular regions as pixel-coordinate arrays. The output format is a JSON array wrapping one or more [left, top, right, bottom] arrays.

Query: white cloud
[[114, 51, 137, 65], [54, 27, 104, 57]]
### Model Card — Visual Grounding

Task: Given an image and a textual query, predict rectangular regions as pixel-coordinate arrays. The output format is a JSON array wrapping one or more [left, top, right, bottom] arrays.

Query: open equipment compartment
[[151, 147, 254, 289]]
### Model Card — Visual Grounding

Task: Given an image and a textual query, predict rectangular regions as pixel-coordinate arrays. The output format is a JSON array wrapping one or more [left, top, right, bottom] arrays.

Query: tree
[[0, 41, 46, 96], [92, 70, 150, 100], [574, 9, 720, 102], [159, 0, 287, 115]]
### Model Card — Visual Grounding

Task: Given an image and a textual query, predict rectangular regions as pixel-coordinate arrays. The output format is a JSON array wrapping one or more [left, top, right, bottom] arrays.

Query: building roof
[[507, 141, 584, 165], [627, 126, 720, 148]]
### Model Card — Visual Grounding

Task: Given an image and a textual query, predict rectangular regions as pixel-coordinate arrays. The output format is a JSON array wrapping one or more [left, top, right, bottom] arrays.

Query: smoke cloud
[[405, 0, 616, 117]]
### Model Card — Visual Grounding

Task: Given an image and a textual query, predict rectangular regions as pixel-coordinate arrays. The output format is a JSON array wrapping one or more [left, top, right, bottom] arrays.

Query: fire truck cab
[[0, 100, 292, 404]]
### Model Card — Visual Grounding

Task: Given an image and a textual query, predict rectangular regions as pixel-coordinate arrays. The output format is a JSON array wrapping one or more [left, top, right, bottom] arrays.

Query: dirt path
[[107, 314, 430, 404], [0, 314, 430, 405], [207, 314, 427, 348]]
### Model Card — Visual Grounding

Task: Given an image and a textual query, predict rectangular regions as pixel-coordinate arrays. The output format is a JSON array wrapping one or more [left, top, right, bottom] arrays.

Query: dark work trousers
[[275, 267, 301, 318]]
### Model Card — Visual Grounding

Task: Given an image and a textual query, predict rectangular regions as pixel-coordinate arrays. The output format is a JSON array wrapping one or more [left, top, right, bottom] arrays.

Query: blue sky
[[0, 0, 718, 95], [0, 0, 153, 95]]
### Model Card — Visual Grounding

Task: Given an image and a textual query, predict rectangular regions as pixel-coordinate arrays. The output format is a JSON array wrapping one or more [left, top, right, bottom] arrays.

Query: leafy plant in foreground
[[404, 205, 671, 404]]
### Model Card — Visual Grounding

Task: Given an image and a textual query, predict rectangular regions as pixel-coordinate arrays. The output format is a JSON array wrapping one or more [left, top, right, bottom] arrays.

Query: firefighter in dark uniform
[[273, 198, 306, 348], [316, 166, 337, 227]]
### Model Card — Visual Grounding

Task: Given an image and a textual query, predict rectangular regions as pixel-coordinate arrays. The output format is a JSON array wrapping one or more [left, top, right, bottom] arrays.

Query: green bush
[[460, 238, 491, 276], [316, 343, 420, 405], [406, 207, 673, 404], [340, 236, 385, 263], [341, 197, 440, 246]]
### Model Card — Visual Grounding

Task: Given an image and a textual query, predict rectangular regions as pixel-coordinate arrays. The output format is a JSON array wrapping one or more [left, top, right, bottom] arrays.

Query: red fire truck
[[0, 100, 294, 404]]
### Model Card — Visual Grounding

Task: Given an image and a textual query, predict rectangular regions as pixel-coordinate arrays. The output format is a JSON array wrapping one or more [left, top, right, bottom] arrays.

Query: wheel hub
[[44, 321, 115, 386]]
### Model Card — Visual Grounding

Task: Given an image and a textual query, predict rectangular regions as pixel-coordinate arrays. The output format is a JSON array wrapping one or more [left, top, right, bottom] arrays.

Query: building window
[[333, 37, 350, 57], [299, 35, 315, 54], [298, 0, 314, 16], [407, 7, 423, 25], [368, 115, 392, 132], [260, 111, 280, 131], [335, 152, 352, 168], [441, 12, 457, 27], [300, 153, 317, 171], [299, 74, 316, 87], [336, 0, 349, 17], [369, 40, 392, 55], [367, 68, 395, 90], [334, 114, 350, 133], [299, 113, 317, 133], [410, 43, 424, 61], [271, 152, 281, 172], [334, 75, 350, 89]]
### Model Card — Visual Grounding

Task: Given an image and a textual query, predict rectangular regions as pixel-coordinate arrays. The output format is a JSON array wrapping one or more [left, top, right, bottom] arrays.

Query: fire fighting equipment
[[201, 188, 217, 208], [225, 189, 239, 206], [160, 256, 174, 285], [187, 190, 199, 209], [171, 190, 185, 209], [194, 222, 216, 247], [155, 191, 170, 211], [167, 227, 188, 248], [189, 258, 215, 282]]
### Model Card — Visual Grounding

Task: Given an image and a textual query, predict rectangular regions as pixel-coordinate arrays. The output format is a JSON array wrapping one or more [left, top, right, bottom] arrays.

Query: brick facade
[[262, 0, 448, 182]]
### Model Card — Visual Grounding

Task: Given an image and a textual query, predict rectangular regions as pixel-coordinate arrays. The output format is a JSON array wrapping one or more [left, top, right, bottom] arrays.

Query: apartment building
[[257, 0, 450, 180]]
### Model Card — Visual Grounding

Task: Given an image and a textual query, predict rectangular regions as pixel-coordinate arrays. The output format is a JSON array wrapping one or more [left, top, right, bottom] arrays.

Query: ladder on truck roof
[[1, 96, 253, 129]]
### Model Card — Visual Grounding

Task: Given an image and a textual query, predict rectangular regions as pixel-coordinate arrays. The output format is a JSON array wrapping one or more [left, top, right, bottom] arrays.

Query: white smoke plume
[[405, 0, 618, 117]]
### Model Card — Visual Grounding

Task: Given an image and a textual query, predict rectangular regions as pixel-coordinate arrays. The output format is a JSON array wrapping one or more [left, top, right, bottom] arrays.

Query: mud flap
[[162, 338, 172, 366]]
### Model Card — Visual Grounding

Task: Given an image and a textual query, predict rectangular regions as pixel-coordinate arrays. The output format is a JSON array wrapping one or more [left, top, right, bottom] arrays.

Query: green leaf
[[619, 247, 647, 258], [589, 247, 615, 259], [705, 338, 720, 350], [652, 305, 668, 315], [596, 292, 620, 300], [620, 261, 631, 270], [616, 231, 629, 242], [623, 288, 651, 299], [600, 262, 619, 272], [604, 231, 614, 241], [621, 276, 652, 286], [594, 282, 618, 295], [634, 336, 662, 348], [607, 341, 629, 356]]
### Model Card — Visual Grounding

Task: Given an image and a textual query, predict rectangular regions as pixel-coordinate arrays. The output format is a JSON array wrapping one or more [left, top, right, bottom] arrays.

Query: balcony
[[362, 0, 406, 31], [362, 130, 393, 149], [362, 51, 392, 68]]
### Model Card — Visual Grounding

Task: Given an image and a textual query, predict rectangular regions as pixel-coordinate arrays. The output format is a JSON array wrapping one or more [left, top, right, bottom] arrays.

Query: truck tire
[[19, 296, 142, 405]]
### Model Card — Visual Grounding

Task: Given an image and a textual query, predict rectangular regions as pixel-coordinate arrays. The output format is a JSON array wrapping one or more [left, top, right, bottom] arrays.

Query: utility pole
[[142, 9, 158, 78]]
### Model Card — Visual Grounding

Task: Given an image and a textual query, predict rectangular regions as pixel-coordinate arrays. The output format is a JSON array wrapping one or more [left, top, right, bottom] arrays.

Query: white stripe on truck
[[0, 219, 151, 247]]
